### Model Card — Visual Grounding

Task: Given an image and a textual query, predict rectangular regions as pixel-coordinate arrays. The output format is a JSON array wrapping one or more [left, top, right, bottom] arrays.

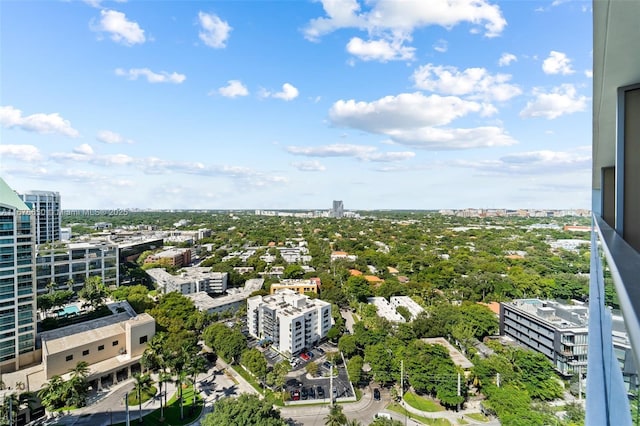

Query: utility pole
[[401, 360, 406, 426], [8, 395, 12, 426], [330, 364, 334, 405], [457, 372, 461, 412], [577, 366, 582, 402], [496, 372, 500, 388]]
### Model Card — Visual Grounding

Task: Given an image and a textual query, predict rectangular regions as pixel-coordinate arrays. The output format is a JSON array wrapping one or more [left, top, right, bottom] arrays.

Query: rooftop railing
[[586, 215, 638, 425]]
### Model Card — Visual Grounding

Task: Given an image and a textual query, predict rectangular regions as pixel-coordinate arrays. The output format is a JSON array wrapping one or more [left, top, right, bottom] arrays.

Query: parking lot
[[283, 342, 354, 403]]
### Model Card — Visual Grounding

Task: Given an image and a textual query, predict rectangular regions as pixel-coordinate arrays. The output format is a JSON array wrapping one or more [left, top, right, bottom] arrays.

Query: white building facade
[[18, 190, 61, 245], [247, 290, 331, 357]]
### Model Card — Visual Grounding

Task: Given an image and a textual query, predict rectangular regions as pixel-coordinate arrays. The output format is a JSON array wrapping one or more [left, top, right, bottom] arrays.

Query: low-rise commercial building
[[247, 290, 331, 357], [187, 278, 265, 315], [270, 278, 320, 295], [145, 247, 191, 267]]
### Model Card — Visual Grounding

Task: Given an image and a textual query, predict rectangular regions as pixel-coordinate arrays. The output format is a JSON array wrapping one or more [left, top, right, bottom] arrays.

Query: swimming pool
[[57, 305, 80, 317]]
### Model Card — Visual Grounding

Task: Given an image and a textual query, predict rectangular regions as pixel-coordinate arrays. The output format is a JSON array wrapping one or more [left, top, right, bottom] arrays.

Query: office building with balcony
[[590, 0, 640, 424], [18, 190, 61, 245], [247, 289, 331, 357], [0, 178, 37, 374], [35, 241, 119, 293], [500, 299, 588, 376], [332, 200, 344, 218]]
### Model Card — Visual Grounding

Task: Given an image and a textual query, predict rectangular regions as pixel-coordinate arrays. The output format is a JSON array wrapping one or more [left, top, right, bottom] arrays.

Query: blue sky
[[0, 0, 592, 210]]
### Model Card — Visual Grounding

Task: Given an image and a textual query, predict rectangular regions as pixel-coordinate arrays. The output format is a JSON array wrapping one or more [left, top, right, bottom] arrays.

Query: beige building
[[39, 302, 155, 387], [270, 278, 320, 295]]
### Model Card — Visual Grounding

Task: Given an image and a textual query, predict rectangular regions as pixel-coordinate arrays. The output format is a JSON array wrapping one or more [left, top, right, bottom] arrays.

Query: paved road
[[340, 309, 356, 334]]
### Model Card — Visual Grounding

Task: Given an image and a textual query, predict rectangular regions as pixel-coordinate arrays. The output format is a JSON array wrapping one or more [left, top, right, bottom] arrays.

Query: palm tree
[[345, 420, 362, 426], [38, 375, 65, 411], [0, 393, 19, 426], [174, 370, 189, 420], [141, 333, 166, 373], [68, 361, 90, 380], [186, 355, 207, 413], [324, 404, 347, 426], [66, 361, 90, 408], [157, 371, 172, 422], [132, 373, 154, 423]]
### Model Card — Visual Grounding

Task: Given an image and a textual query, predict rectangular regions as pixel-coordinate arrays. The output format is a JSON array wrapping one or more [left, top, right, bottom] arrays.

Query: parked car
[[290, 390, 300, 401], [316, 347, 325, 355], [300, 353, 310, 361], [323, 361, 332, 369], [308, 387, 315, 399], [307, 351, 314, 358], [373, 388, 380, 401], [317, 386, 324, 398], [301, 387, 308, 400]]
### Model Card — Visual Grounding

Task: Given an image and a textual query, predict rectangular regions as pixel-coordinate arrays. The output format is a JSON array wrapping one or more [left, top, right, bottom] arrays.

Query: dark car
[[290, 390, 300, 401], [316, 347, 325, 355], [373, 388, 381, 401], [323, 361, 332, 369], [308, 387, 315, 399], [301, 387, 308, 400], [317, 386, 324, 398], [307, 351, 314, 358]]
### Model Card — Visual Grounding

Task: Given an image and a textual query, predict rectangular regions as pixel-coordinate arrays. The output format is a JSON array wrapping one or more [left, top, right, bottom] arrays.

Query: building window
[[66, 354, 73, 362], [139, 335, 148, 344], [112, 340, 119, 346], [83, 349, 89, 356], [98, 345, 104, 351]]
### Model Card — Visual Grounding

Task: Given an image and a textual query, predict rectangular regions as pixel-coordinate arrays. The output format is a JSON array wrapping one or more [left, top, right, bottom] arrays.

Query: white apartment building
[[367, 297, 406, 323], [35, 241, 119, 293], [0, 178, 38, 373], [390, 296, 424, 320], [18, 190, 61, 245], [247, 290, 331, 357], [146, 267, 228, 295]]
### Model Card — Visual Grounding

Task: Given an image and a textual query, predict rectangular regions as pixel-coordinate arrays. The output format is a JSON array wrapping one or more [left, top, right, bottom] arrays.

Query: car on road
[[317, 386, 324, 398], [373, 388, 380, 401], [301, 387, 308, 400], [290, 390, 300, 401]]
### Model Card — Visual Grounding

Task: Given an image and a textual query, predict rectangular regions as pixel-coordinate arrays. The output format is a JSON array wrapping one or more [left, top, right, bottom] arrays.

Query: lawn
[[403, 391, 445, 412], [128, 386, 158, 405], [386, 403, 451, 426], [113, 385, 202, 426], [465, 412, 489, 422]]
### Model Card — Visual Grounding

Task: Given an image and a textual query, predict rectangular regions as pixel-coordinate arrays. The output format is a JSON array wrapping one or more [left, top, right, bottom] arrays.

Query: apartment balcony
[[587, 216, 637, 425]]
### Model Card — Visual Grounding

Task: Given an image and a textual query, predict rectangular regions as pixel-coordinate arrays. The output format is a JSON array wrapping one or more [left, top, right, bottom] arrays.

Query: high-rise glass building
[[19, 190, 61, 244], [332, 200, 344, 218], [0, 178, 37, 373]]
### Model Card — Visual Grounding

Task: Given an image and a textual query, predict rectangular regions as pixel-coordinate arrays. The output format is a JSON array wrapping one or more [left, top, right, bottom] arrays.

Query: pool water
[[57, 305, 80, 316]]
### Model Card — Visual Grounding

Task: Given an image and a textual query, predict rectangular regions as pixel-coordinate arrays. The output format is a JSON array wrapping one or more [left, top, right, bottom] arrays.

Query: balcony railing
[[586, 216, 636, 425]]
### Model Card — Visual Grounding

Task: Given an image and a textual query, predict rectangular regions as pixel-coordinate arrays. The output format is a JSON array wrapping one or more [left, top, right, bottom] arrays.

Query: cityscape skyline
[[1, 1, 591, 210]]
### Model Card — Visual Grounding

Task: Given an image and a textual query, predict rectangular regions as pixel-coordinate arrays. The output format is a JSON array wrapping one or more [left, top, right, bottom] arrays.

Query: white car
[[374, 412, 392, 420]]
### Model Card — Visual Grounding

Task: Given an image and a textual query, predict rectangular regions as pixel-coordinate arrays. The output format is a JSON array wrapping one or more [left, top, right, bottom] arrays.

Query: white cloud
[[0, 105, 80, 137], [261, 83, 299, 101], [287, 144, 415, 162], [198, 12, 232, 48], [454, 147, 591, 174], [498, 52, 517, 66], [387, 126, 517, 150], [584, 69, 593, 78], [542, 51, 574, 75], [304, 0, 507, 41], [93, 10, 145, 46], [291, 161, 327, 171], [520, 84, 588, 119], [96, 130, 134, 144], [412, 64, 521, 101], [346, 36, 415, 62], [115, 68, 186, 84], [433, 39, 448, 53], [0, 144, 42, 162], [329, 92, 485, 131], [73, 144, 94, 155], [217, 80, 249, 98]]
